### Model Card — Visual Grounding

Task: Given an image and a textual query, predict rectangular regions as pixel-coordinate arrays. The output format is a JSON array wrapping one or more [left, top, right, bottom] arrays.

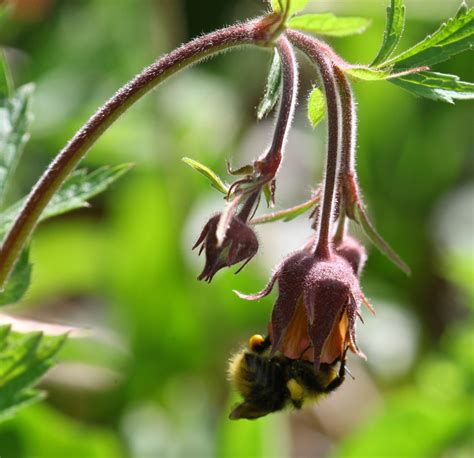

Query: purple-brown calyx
[[194, 36, 298, 282], [194, 213, 258, 283], [236, 246, 372, 372], [254, 36, 298, 189], [226, 35, 298, 201], [335, 236, 367, 278], [234, 31, 377, 373]]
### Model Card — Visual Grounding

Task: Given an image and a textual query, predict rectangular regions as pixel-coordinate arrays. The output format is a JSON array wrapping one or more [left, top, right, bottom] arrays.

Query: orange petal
[[321, 310, 349, 364]]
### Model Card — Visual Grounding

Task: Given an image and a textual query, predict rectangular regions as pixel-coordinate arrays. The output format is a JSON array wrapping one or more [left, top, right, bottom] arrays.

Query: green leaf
[[0, 326, 66, 422], [354, 204, 410, 274], [346, 67, 392, 81], [257, 49, 282, 120], [226, 161, 254, 176], [0, 248, 31, 306], [0, 164, 133, 237], [372, 0, 406, 66], [271, 0, 308, 16], [262, 182, 273, 207], [0, 389, 44, 422], [0, 83, 34, 204], [385, 2, 474, 69], [43, 163, 133, 219], [307, 87, 326, 128], [0, 50, 13, 100], [182, 157, 229, 194], [288, 13, 371, 37], [390, 71, 474, 103]]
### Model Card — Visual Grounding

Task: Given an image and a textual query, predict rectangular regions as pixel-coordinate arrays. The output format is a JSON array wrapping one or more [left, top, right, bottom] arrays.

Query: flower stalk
[[255, 35, 298, 181], [333, 64, 410, 274], [334, 65, 359, 219], [286, 30, 341, 259], [0, 18, 281, 289], [195, 34, 299, 281]]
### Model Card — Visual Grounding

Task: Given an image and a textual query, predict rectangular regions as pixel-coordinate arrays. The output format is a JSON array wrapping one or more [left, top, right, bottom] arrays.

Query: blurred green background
[[0, 0, 473, 457]]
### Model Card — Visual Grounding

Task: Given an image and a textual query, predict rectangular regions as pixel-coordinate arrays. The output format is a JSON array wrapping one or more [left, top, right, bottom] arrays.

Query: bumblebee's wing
[[229, 401, 273, 420]]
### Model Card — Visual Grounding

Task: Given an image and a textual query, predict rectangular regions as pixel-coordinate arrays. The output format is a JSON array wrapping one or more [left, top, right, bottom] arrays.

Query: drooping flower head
[[335, 235, 368, 277], [192, 36, 298, 283], [236, 237, 372, 373], [194, 213, 258, 282]]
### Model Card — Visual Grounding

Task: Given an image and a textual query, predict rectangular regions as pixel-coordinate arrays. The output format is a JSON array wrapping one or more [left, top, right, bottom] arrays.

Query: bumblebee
[[228, 334, 347, 420]]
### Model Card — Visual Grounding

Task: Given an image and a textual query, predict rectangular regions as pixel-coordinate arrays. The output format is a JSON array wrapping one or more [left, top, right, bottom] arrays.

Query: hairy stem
[[334, 66, 359, 209], [259, 35, 298, 175], [334, 66, 411, 274], [332, 65, 357, 243], [287, 30, 341, 259], [0, 19, 276, 288]]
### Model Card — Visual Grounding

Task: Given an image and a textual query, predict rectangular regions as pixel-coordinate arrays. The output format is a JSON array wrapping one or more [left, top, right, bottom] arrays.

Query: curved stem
[[230, 35, 298, 230], [334, 66, 359, 209], [257, 35, 298, 178], [332, 65, 357, 243], [286, 30, 341, 259], [0, 19, 275, 288], [333, 65, 410, 274]]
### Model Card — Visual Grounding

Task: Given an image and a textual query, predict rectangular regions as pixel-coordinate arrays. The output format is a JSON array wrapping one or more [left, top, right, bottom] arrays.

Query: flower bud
[[335, 236, 367, 277], [237, 247, 368, 372], [194, 214, 258, 282]]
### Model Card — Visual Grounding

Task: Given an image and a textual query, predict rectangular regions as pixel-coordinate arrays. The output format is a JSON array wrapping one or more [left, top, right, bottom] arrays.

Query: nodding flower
[[193, 213, 258, 283], [236, 238, 373, 373], [335, 235, 368, 278]]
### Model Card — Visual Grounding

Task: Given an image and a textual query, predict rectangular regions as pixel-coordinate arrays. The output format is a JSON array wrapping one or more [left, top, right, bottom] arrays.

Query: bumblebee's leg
[[324, 350, 348, 393], [298, 344, 311, 359]]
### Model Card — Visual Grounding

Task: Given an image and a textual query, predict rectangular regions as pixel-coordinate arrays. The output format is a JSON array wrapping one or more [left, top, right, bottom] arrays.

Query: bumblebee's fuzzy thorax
[[228, 334, 346, 420]]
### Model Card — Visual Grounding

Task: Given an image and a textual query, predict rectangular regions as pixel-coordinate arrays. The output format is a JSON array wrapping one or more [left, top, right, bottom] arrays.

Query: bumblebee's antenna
[[345, 365, 355, 380]]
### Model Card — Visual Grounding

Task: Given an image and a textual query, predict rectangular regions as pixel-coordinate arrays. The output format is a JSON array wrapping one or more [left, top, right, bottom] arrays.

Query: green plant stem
[[287, 30, 341, 259], [0, 18, 277, 288], [250, 192, 320, 225]]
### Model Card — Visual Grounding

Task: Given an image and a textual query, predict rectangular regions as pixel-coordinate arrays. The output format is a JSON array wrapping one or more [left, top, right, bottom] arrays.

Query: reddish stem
[[334, 66, 359, 207], [238, 190, 261, 222], [287, 30, 341, 259], [258, 35, 298, 177], [0, 19, 276, 287]]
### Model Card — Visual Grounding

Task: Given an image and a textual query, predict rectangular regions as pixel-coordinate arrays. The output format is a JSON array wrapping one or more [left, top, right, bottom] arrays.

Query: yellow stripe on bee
[[227, 352, 244, 381], [228, 351, 253, 397], [287, 378, 304, 402]]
